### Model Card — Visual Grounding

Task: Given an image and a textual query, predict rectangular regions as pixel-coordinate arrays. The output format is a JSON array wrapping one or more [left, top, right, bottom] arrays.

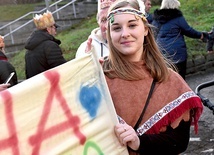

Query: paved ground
[[181, 71, 214, 155]]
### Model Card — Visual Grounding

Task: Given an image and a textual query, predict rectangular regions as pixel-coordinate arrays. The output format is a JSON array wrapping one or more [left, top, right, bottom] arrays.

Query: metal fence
[[0, 0, 77, 45]]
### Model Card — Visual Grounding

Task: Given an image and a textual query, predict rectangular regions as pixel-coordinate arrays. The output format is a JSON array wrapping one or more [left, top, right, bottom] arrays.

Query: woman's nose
[[121, 28, 130, 38]]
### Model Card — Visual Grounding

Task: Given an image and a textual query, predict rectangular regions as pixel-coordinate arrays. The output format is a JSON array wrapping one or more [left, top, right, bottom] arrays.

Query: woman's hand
[[0, 84, 10, 92], [85, 37, 105, 65], [85, 37, 92, 53], [114, 123, 140, 151]]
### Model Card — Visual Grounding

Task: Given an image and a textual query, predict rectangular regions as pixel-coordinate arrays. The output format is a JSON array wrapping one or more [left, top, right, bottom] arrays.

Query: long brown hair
[[103, 0, 175, 82]]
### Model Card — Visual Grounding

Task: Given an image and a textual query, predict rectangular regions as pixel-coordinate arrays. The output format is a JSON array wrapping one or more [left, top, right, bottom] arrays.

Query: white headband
[[107, 0, 146, 24], [107, 8, 146, 24]]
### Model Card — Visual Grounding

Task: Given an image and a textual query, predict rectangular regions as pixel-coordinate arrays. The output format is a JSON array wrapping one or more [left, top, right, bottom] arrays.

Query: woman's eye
[[112, 26, 121, 31], [129, 24, 137, 28]]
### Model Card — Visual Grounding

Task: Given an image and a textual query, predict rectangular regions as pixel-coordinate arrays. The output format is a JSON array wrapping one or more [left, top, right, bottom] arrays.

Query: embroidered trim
[[136, 91, 198, 136]]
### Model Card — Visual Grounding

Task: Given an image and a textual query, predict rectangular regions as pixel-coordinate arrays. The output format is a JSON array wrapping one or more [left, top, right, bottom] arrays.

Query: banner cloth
[[0, 52, 129, 155]]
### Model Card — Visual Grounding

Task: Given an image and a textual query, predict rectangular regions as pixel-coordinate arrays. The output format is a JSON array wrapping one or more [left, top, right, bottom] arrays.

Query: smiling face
[[109, 7, 148, 61]]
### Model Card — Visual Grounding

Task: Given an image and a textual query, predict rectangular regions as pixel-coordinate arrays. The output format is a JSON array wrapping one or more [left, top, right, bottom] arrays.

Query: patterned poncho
[[105, 61, 203, 155]]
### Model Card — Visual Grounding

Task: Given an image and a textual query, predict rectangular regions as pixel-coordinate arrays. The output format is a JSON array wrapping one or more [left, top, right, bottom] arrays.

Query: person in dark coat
[[152, 0, 206, 79], [25, 11, 66, 79], [0, 35, 18, 87]]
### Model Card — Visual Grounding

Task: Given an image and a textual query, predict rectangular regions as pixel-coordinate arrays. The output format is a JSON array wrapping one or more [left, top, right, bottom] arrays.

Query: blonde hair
[[160, 0, 180, 9], [103, 0, 175, 82]]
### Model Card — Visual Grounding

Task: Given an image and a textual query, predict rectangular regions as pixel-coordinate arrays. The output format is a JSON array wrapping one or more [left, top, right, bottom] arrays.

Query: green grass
[[5, 0, 214, 80], [0, 1, 67, 21], [9, 50, 25, 79], [179, 0, 213, 58], [0, 4, 39, 21], [57, 16, 98, 60]]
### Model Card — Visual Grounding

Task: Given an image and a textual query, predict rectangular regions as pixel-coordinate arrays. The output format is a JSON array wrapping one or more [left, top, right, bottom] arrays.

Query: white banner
[[0, 51, 129, 155]]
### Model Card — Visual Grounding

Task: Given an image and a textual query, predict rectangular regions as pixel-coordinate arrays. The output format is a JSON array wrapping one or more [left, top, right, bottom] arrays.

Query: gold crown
[[33, 11, 55, 30], [0, 35, 5, 48]]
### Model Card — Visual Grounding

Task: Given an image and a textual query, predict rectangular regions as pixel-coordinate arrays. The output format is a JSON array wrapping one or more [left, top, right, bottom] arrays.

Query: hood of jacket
[[25, 29, 61, 50], [90, 27, 108, 45], [153, 9, 183, 24]]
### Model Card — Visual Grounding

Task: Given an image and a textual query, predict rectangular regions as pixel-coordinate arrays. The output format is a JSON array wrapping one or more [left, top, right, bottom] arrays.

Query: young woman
[[102, 0, 203, 154]]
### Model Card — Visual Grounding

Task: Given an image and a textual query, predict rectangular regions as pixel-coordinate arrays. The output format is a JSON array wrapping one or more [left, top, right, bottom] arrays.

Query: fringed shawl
[[105, 62, 203, 138]]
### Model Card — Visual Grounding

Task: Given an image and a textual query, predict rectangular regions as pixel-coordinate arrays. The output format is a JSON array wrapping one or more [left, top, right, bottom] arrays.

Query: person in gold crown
[[25, 11, 66, 79], [75, 0, 116, 58], [0, 35, 18, 87]]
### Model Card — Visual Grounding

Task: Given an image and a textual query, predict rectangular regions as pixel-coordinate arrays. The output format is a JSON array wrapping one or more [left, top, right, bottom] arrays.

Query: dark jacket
[[25, 29, 66, 79], [0, 51, 18, 86], [152, 9, 202, 63], [146, 13, 153, 24]]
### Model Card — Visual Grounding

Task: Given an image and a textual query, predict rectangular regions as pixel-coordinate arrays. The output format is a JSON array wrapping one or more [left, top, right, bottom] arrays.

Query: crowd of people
[[1, 0, 214, 154], [1, 0, 212, 86]]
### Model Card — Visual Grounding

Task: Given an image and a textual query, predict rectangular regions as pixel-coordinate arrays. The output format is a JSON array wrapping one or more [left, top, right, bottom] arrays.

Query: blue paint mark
[[79, 85, 101, 118]]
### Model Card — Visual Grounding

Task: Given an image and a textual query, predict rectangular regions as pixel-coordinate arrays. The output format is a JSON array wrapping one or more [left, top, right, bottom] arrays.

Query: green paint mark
[[83, 141, 104, 155]]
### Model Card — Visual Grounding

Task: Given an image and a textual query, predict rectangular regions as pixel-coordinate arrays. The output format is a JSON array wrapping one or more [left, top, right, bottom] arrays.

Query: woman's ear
[[144, 26, 149, 36]]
